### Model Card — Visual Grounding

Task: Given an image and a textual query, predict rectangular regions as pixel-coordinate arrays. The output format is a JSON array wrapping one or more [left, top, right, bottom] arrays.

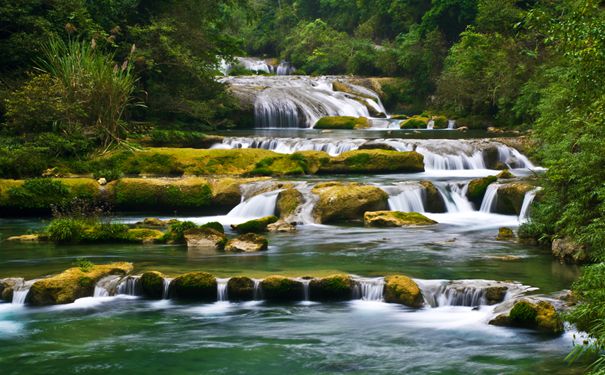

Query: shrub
[[47, 218, 86, 243], [73, 258, 95, 272], [164, 221, 198, 242], [7, 178, 70, 210]]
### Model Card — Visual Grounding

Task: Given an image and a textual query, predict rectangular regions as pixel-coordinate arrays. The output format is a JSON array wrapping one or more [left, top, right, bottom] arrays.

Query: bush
[[7, 178, 70, 210], [164, 221, 198, 242], [47, 218, 86, 243], [73, 258, 95, 272]]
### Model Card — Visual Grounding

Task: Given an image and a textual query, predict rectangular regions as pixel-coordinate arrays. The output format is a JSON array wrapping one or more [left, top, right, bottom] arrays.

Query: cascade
[[353, 277, 385, 301], [217, 278, 229, 301], [433, 182, 474, 213], [386, 184, 426, 212], [416, 280, 533, 308], [497, 145, 535, 169], [276, 61, 295, 75], [93, 275, 122, 297], [519, 188, 541, 222], [447, 120, 456, 129], [288, 183, 318, 225], [479, 184, 500, 213], [252, 279, 262, 300], [117, 276, 141, 296], [11, 280, 36, 305], [227, 190, 280, 218], [162, 278, 173, 299], [297, 278, 311, 301]]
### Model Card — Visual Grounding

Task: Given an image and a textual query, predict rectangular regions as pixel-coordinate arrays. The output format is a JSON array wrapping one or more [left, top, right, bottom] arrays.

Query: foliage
[[47, 218, 87, 243], [73, 258, 95, 273], [7, 178, 71, 210]]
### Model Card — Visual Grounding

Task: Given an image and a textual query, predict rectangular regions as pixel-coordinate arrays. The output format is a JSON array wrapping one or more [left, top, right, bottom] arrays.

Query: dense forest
[[1, 0, 605, 372]]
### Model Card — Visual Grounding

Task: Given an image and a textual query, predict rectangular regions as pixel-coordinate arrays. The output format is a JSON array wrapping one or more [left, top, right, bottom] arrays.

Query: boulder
[[0, 278, 24, 302], [496, 227, 515, 241], [419, 181, 447, 213], [497, 169, 514, 179], [267, 220, 297, 233], [140, 271, 165, 299], [208, 178, 243, 209], [466, 176, 498, 207], [260, 276, 304, 301], [27, 262, 133, 306], [384, 275, 424, 308], [552, 237, 589, 264], [6, 234, 40, 242], [314, 116, 370, 130], [276, 188, 303, 219], [358, 141, 398, 151], [364, 211, 437, 227], [184, 228, 227, 249], [494, 182, 535, 215], [320, 150, 424, 174], [485, 286, 508, 304], [224, 233, 268, 252], [400, 116, 429, 129], [126, 228, 164, 244], [171, 272, 217, 300], [309, 274, 355, 301], [226, 277, 255, 301], [312, 183, 389, 224], [231, 215, 278, 234], [489, 299, 564, 334], [136, 217, 169, 227]]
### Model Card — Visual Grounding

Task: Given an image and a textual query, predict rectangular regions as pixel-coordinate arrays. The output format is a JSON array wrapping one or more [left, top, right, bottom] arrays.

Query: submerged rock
[[140, 271, 165, 299], [314, 116, 370, 130], [260, 276, 303, 301], [28, 262, 133, 306], [312, 182, 388, 224], [466, 176, 498, 206], [384, 275, 424, 308], [171, 272, 217, 300], [224, 233, 268, 252], [419, 181, 446, 213], [309, 274, 354, 301], [496, 227, 515, 241], [489, 299, 564, 334], [551, 237, 589, 264], [364, 211, 437, 227], [184, 228, 227, 249], [227, 277, 255, 301], [231, 215, 278, 234]]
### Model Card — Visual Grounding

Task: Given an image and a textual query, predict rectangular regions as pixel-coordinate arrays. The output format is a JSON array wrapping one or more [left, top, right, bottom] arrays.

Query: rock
[[208, 178, 249, 209], [199, 221, 225, 233], [364, 211, 437, 227], [494, 182, 534, 215], [384, 275, 424, 308], [126, 228, 164, 244], [260, 276, 304, 301], [267, 220, 297, 233], [400, 116, 429, 129], [312, 183, 389, 224], [319, 150, 424, 174], [231, 215, 278, 234], [97, 177, 107, 185], [497, 169, 514, 179], [314, 116, 370, 130], [113, 177, 212, 211], [332, 81, 375, 100], [184, 228, 227, 249], [226, 277, 255, 301], [358, 141, 398, 151], [276, 188, 303, 219], [171, 272, 217, 300], [389, 114, 409, 120], [496, 227, 515, 241], [487, 127, 506, 134], [0, 278, 24, 301], [28, 262, 133, 306], [456, 126, 469, 132], [140, 271, 165, 299], [7, 234, 40, 242], [419, 181, 446, 213], [489, 299, 564, 334], [466, 176, 497, 207], [136, 217, 169, 227], [309, 274, 354, 301], [552, 237, 589, 264], [485, 286, 508, 304], [224, 233, 268, 252]]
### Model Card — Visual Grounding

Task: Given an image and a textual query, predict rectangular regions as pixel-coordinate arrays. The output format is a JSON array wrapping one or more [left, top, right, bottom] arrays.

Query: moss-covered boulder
[[184, 228, 227, 249], [490, 299, 564, 334], [320, 150, 424, 174], [551, 237, 589, 264], [314, 116, 370, 130], [497, 169, 514, 179], [267, 220, 297, 233], [224, 233, 268, 252], [208, 178, 244, 208], [432, 115, 448, 129], [312, 183, 389, 224], [384, 275, 424, 308], [496, 227, 515, 241], [309, 274, 354, 301], [494, 182, 534, 215], [0, 278, 24, 302], [358, 140, 398, 151], [419, 181, 446, 213], [126, 228, 165, 244], [226, 277, 255, 301], [260, 276, 304, 301], [400, 116, 429, 129], [364, 211, 437, 227], [135, 217, 170, 227], [27, 262, 133, 306], [485, 286, 508, 304], [466, 176, 498, 206], [231, 215, 278, 234], [276, 188, 303, 219], [113, 178, 212, 211], [171, 272, 217, 300], [140, 271, 165, 299]]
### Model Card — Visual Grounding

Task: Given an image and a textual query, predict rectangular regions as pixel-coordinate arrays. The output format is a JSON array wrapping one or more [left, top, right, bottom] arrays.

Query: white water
[[297, 279, 311, 301], [519, 188, 541, 222], [433, 182, 475, 213], [354, 277, 385, 301], [93, 275, 123, 297], [11, 280, 36, 305], [117, 276, 140, 296], [227, 190, 280, 219], [220, 57, 296, 76], [387, 184, 426, 212], [162, 278, 173, 299], [217, 278, 230, 301], [252, 279, 262, 300], [479, 184, 500, 213]]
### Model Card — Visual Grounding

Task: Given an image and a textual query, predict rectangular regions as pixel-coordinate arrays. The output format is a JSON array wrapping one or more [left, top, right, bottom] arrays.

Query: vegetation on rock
[[364, 211, 437, 227]]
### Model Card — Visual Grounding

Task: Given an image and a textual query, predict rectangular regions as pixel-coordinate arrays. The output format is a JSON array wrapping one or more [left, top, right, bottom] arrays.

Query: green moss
[[171, 272, 217, 300], [466, 176, 498, 205], [184, 227, 227, 249], [125, 228, 164, 243], [400, 116, 429, 129], [46, 218, 87, 243], [312, 183, 389, 224], [114, 178, 212, 210], [510, 300, 538, 325], [140, 271, 165, 299], [364, 211, 438, 227], [260, 276, 304, 301], [309, 274, 354, 301], [314, 116, 370, 129], [163, 221, 198, 243], [226, 277, 255, 301], [200, 221, 224, 233], [320, 150, 424, 174], [224, 233, 268, 252], [232, 215, 278, 233], [384, 275, 424, 307], [276, 188, 303, 218]]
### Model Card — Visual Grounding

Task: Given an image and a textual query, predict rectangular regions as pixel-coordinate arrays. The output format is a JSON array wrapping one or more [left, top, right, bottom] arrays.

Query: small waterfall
[[162, 278, 173, 299], [427, 119, 435, 130], [252, 279, 262, 300], [276, 61, 295, 75], [93, 275, 122, 297], [117, 276, 140, 296], [353, 277, 385, 301], [496, 145, 535, 169], [387, 185, 426, 212], [479, 184, 500, 213], [296, 278, 311, 301], [11, 280, 36, 305], [433, 182, 475, 213], [227, 190, 280, 218], [217, 278, 229, 301], [416, 280, 532, 308], [519, 188, 540, 222], [447, 120, 456, 129]]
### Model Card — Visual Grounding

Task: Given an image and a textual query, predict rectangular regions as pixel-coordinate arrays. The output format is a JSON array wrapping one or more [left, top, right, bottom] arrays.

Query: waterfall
[[519, 188, 541, 222], [433, 182, 475, 213], [93, 275, 122, 297], [217, 278, 229, 301], [387, 185, 426, 212], [416, 280, 533, 308], [496, 145, 535, 169], [117, 276, 140, 296], [227, 190, 280, 218], [162, 278, 173, 299], [296, 278, 311, 301], [214, 137, 364, 157], [427, 120, 435, 130], [276, 61, 295, 75], [479, 184, 499, 213], [353, 277, 385, 301], [11, 280, 36, 305], [447, 120, 456, 129], [252, 279, 262, 300]]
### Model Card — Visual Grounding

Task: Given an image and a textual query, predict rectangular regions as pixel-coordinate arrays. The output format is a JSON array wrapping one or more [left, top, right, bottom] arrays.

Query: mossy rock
[[183, 228, 227, 249], [208, 178, 247, 209], [314, 116, 370, 130], [491, 299, 564, 334], [114, 178, 212, 211], [364, 211, 437, 227], [400, 116, 429, 129], [27, 262, 133, 306], [171, 272, 217, 300], [332, 81, 375, 100], [320, 150, 424, 174], [0, 278, 23, 302], [485, 286, 508, 304], [497, 169, 514, 179], [260, 276, 304, 301], [224, 233, 268, 252], [466, 176, 498, 207], [231, 215, 278, 234], [200, 221, 225, 233], [494, 182, 534, 215], [276, 188, 303, 219], [7, 234, 40, 242], [384, 275, 424, 308], [389, 114, 409, 120], [496, 227, 515, 241], [419, 181, 446, 213], [226, 277, 255, 301], [432, 115, 448, 129], [126, 228, 165, 244], [309, 274, 354, 301], [140, 271, 165, 299], [136, 217, 170, 227], [312, 183, 389, 224]]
